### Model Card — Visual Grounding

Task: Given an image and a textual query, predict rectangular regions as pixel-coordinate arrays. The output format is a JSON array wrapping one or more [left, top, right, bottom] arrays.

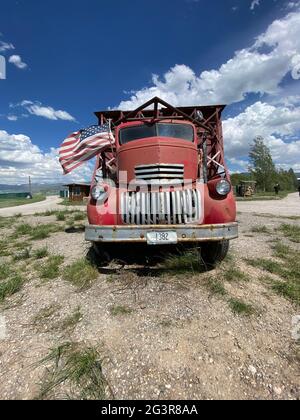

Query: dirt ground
[[0, 194, 299, 400]]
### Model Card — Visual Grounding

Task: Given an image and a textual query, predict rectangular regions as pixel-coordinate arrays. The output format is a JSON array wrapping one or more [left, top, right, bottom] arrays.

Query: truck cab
[[85, 97, 238, 267]]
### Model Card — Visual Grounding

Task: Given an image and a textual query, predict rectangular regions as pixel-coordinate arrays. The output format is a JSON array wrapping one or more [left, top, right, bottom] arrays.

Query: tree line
[[231, 136, 298, 193]]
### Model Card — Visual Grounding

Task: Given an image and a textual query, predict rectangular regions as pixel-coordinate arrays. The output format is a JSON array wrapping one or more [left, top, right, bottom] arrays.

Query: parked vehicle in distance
[[85, 97, 238, 267]]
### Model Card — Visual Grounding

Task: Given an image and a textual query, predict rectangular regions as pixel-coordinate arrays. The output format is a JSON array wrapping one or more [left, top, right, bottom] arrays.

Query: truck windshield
[[119, 123, 194, 144]]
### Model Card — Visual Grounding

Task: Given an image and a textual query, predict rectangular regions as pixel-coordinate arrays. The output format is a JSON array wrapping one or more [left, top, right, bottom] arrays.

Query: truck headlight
[[216, 180, 231, 196], [91, 185, 107, 201]]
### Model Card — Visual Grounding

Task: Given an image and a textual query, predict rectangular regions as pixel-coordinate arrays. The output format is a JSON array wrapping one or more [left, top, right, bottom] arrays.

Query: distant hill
[[0, 183, 64, 195]]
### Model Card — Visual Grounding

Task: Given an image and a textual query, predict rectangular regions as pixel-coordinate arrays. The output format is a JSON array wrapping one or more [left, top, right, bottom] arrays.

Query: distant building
[[62, 183, 90, 202]]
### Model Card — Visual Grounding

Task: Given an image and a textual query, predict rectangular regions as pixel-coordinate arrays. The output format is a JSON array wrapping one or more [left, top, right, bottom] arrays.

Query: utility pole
[[29, 176, 32, 197]]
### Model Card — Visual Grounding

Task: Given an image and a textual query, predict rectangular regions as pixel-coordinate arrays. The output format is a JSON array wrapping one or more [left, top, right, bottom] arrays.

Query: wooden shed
[[64, 183, 90, 202]]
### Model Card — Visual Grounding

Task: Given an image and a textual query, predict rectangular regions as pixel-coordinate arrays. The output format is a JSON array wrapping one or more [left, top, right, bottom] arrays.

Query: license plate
[[147, 231, 178, 245]]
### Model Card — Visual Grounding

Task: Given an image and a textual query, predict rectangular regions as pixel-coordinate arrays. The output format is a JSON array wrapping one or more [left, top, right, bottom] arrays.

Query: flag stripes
[[59, 123, 115, 174]]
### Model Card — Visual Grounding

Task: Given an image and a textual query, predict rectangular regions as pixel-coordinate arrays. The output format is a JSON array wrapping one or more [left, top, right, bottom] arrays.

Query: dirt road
[[0, 194, 299, 400], [0, 196, 83, 217], [237, 192, 300, 217]]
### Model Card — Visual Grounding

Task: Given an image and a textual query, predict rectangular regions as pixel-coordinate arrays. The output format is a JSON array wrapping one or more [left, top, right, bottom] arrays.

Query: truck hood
[[117, 137, 198, 184]]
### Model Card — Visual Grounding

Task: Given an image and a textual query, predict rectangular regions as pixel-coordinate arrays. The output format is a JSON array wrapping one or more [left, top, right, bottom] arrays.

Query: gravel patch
[[0, 195, 299, 400]]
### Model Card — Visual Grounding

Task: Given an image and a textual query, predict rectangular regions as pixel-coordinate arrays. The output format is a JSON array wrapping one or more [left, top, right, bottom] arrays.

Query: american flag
[[59, 123, 115, 174]]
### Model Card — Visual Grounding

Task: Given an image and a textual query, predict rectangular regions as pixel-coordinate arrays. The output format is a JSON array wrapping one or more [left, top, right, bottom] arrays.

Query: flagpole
[[108, 118, 112, 133]]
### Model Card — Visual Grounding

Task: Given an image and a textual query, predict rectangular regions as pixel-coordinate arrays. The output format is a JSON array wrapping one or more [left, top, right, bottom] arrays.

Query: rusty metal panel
[[85, 222, 238, 244]]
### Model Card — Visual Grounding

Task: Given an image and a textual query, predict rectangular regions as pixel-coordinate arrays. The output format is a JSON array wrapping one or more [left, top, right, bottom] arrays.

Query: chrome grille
[[135, 164, 184, 180], [121, 190, 201, 225]]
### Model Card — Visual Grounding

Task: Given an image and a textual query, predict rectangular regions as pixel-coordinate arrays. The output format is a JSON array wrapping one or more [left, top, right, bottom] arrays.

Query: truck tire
[[200, 240, 229, 269], [86, 243, 110, 266]]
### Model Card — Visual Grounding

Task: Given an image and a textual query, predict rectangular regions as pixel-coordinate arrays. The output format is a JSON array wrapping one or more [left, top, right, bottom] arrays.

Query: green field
[[0, 194, 46, 209]]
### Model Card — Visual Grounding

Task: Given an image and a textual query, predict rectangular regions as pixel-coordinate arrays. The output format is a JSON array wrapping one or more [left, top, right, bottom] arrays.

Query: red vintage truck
[[85, 97, 238, 266]]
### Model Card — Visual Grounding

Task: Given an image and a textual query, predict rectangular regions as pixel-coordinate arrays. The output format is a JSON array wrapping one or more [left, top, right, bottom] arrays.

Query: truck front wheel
[[200, 240, 230, 269]]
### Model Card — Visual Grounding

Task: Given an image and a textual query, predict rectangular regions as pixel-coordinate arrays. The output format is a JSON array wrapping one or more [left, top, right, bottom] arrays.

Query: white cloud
[[27, 104, 75, 121], [228, 158, 249, 172], [11, 100, 76, 121], [117, 9, 300, 109], [0, 130, 93, 184], [0, 41, 14, 53], [8, 54, 27, 69], [7, 115, 18, 121], [286, 1, 300, 9], [223, 101, 300, 171], [113, 8, 300, 172], [250, 0, 260, 11]]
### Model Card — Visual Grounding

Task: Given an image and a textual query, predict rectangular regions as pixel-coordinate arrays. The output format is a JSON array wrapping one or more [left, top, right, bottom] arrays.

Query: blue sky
[[1, 0, 300, 184]]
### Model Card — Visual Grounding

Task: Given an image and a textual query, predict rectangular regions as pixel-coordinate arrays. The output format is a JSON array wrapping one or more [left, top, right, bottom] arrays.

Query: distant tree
[[288, 168, 298, 190], [249, 136, 276, 192], [274, 168, 298, 192]]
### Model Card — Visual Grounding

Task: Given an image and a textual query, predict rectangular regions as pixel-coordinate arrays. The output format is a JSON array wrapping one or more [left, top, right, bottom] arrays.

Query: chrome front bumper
[[85, 222, 238, 244]]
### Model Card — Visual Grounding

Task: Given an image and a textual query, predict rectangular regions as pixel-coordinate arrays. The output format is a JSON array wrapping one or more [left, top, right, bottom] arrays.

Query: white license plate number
[[147, 231, 178, 245]]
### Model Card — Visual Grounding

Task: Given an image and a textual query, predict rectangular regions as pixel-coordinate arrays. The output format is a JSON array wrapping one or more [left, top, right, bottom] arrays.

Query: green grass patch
[[43, 210, 56, 217], [30, 224, 63, 240], [56, 212, 66, 221], [206, 278, 227, 296], [246, 258, 285, 277], [161, 250, 204, 274], [37, 342, 107, 400], [228, 298, 255, 316], [39, 255, 64, 280], [278, 224, 300, 243], [34, 247, 49, 259], [0, 216, 15, 229], [0, 194, 46, 209], [62, 258, 98, 290], [271, 281, 300, 304], [74, 212, 86, 221], [110, 305, 133, 316], [0, 275, 24, 302], [15, 223, 63, 240], [0, 240, 10, 256], [0, 264, 12, 280], [59, 199, 86, 207], [222, 267, 250, 282], [272, 242, 290, 259], [15, 223, 32, 236], [245, 243, 300, 305]]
